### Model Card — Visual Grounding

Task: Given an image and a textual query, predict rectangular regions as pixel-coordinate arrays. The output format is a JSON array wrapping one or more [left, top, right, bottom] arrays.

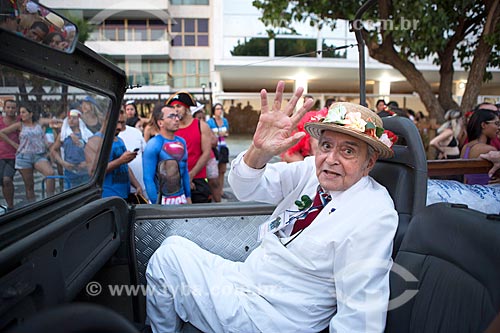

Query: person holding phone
[[85, 109, 143, 199], [118, 122, 148, 202]]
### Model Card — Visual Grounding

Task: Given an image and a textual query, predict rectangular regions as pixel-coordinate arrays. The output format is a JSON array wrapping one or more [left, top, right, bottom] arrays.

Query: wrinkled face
[[172, 104, 188, 120], [315, 131, 377, 191], [125, 104, 137, 118], [159, 107, 180, 132], [3, 101, 16, 117]]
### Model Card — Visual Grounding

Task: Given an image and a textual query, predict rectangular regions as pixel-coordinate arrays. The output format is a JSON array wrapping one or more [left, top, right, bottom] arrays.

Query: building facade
[[43, 0, 499, 125]]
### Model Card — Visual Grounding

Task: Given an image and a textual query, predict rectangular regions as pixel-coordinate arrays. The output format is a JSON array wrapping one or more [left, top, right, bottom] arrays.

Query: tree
[[231, 37, 270, 56], [252, 0, 500, 120]]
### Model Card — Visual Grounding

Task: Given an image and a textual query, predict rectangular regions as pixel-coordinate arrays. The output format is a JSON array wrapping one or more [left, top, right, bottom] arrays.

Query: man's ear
[[364, 152, 378, 176]]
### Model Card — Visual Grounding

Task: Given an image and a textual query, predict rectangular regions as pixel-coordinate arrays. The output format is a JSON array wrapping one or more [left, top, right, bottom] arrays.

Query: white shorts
[[206, 156, 219, 179]]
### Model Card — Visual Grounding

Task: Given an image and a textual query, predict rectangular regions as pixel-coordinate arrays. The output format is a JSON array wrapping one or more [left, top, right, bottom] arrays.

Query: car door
[[0, 5, 130, 330]]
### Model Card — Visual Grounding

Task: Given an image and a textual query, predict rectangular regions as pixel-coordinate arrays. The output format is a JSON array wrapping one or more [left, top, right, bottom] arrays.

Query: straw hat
[[305, 102, 396, 159], [45, 12, 65, 30]]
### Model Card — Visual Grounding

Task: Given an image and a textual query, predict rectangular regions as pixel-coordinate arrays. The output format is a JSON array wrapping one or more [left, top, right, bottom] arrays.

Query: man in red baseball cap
[[165, 91, 213, 203]]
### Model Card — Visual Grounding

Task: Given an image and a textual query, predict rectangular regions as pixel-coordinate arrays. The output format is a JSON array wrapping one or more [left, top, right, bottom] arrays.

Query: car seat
[[369, 116, 428, 256], [386, 203, 500, 332]]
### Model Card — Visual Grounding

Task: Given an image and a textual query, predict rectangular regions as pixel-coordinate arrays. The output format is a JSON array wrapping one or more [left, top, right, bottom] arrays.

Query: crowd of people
[[1, 87, 499, 209], [0, 90, 233, 209], [282, 96, 500, 186]]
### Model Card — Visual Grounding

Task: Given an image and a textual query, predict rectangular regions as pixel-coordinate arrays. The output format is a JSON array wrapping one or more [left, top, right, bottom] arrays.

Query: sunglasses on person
[[486, 120, 500, 126], [165, 113, 180, 119]]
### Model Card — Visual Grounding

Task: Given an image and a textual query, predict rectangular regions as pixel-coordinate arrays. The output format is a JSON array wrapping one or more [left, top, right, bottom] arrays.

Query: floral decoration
[[312, 104, 399, 149]]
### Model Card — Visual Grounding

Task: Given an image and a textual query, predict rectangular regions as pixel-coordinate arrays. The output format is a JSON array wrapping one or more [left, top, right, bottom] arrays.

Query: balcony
[[85, 40, 170, 56], [42, 0, 169, 11]]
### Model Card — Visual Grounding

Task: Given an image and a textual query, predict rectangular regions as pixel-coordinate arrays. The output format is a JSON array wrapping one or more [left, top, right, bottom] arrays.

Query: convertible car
[[0, 2, 499, 333]]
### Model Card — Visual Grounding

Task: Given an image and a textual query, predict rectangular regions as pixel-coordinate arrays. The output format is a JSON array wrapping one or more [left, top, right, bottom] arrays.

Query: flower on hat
[[344, 112, 367, 132], [314, 104, 398, 150], [378, 130, 398, 148], [323, 104, 347, 124]]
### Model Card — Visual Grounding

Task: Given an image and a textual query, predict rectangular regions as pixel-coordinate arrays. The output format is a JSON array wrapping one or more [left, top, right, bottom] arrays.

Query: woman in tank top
[[0, 104, 62, 201], [460, 109, 499, 185], [430, 109, 463, 159]]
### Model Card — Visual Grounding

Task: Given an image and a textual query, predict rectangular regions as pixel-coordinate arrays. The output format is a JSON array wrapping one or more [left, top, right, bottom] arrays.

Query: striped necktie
[[291, 186, 332, 235]]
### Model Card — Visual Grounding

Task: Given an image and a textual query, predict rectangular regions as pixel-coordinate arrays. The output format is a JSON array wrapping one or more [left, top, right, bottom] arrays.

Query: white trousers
[[146, 236, 264, 333]]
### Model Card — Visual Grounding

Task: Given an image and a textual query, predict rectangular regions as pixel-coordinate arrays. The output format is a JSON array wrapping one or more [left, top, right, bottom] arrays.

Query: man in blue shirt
[[143, 104, 191, 204], [85, 109, 143, 199]]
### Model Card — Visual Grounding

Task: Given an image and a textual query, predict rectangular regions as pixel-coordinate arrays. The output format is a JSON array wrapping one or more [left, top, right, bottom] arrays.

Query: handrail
[[427, 159, 493, 177]]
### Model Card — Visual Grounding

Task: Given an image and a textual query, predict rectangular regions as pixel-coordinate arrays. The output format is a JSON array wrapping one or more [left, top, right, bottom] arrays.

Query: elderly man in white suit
[[146, 81, 399, 333]]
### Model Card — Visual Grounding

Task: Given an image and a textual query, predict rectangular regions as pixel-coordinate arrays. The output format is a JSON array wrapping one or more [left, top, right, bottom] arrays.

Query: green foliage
[[275, 38, 317, 57], [231, 37, 346, 58], [231, 37, 269, 56], [252, 0, 499, 77], [69, 16, 95, 43], [253, 0, 500, 115]]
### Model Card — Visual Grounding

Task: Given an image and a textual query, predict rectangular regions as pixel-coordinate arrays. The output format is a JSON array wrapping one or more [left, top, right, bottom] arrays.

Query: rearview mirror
[[0, 0, 78, 53]]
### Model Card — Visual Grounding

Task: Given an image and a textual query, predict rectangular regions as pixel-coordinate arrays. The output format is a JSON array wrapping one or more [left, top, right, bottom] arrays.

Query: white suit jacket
[[228, 153, 398, 333]]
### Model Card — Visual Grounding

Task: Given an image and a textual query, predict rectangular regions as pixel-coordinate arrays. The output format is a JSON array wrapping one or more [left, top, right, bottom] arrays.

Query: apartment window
[[113, 59, 171, 86], [99, 19, 168, 42], [103, 20, 125, 41], [150, 20, 167, 40], [170, 0, 209, 4], [170, 18, 209, 47], [171, 60, 209, 88], [231, 37, 269, 56], [275, 38, 317, 57], [128, 20, 147, 41]]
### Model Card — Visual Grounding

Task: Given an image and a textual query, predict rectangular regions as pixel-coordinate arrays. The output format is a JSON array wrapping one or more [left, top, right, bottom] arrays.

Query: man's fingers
[[489, 164, 500, 178], [281, 132, 307, 151], [283, 86, 305, 116], [290, 98, 315, 125], [480, 152, 500, 177], [273, 81, 285, 112], [260, 89, 269, 114]]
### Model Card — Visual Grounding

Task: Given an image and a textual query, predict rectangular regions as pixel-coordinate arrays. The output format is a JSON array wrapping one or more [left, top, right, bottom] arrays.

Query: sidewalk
[[220, 134, 252, 202], [221, 134, 282, 202]]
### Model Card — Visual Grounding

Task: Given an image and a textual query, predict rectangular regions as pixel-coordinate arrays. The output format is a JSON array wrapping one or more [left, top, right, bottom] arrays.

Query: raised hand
[[244, 81, 314, 169]]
